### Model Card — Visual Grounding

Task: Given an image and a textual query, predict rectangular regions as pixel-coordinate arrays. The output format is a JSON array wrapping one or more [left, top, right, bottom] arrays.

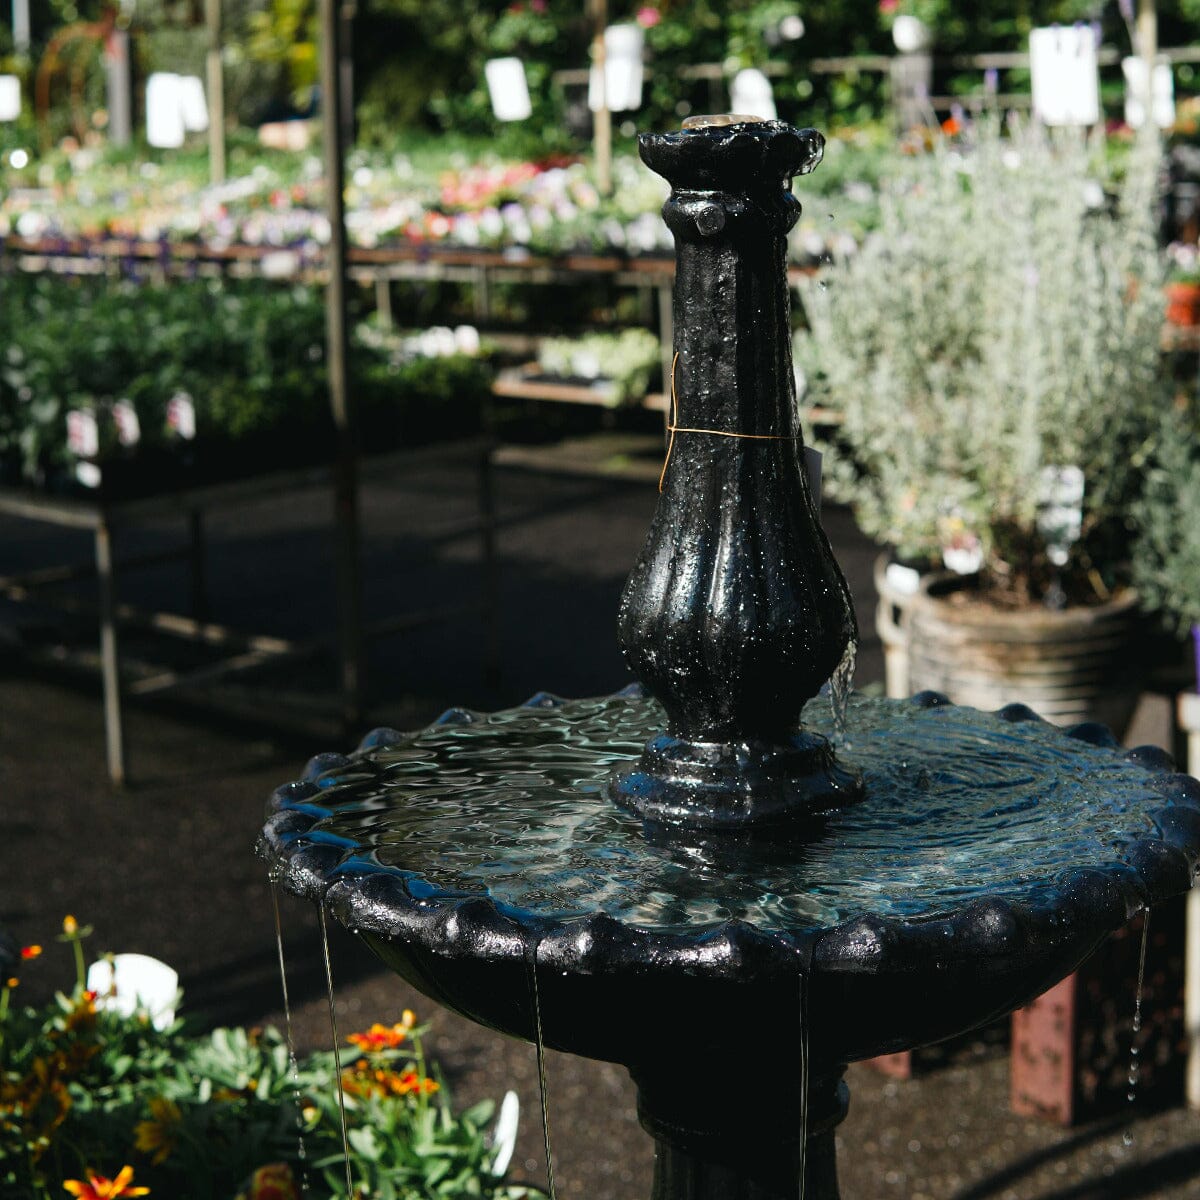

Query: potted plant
[[799, 121, 1169, 732], [1133, 403, 1200, 690], [1165, 243, 1200, 326]]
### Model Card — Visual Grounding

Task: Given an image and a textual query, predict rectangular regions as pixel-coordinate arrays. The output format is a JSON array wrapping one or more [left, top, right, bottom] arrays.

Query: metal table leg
[[95, 519, 127, 786]]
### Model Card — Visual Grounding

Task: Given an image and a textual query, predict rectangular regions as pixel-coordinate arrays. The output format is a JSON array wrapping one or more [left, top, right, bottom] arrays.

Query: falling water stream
[[525, 943, 558, 1200], [1121, 910, 1152, 1151], [797, 973, 809, 1200], [320, 904, 356, 1200], [827, 639, 857, 738], [271, 880, 311, 1195]]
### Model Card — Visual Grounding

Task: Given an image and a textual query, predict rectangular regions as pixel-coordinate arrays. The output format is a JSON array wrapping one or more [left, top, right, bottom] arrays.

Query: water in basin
[[301, 693, 1160, 935]]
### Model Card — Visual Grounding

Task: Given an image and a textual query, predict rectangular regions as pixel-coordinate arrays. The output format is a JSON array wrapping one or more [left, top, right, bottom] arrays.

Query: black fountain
[[259, 117, 1200, 1199]]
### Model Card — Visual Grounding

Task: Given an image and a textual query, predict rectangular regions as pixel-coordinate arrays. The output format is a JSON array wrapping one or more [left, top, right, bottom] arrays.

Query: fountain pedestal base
[[634, 1066, 849, 1200]]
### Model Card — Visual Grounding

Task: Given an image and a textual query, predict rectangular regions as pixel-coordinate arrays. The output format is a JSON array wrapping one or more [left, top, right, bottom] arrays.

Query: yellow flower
[[62, 1165, 149, 1198], [133, 1096, 182, 1165], [62, 916, 78, 936]]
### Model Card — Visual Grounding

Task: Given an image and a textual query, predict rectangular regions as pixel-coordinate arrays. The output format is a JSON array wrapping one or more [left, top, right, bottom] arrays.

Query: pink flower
[[879, 0, 898, 11], [636, 6, 661, 27]]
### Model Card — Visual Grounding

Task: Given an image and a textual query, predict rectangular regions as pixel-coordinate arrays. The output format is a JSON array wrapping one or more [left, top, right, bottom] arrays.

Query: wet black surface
[[2, 458, 1197, 1197]]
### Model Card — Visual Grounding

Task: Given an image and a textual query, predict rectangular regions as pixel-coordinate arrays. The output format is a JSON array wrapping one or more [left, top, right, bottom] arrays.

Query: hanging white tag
[[0, 76, 21, 122], [146, 73, 186, 148], [166, 392, 196, 440], [1030, 26, 1100, 127], [112, 400, 141, 447], [589, 24, 645, 113], [730, 69, 777, 121], [485, 58, 533, 122], [67, 409, 99, 458]]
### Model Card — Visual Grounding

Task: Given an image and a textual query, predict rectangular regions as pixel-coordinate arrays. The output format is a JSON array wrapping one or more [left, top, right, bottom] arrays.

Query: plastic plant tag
[[589, 24, 645, 113], [1122, 57, 1175, 130], [166, 391, 196, 440], [177, 74, 209, 132], [489, 1090, 520, 1176], [66, 409, 99, 458], [87, 954, 178, 1031], [146, 73, 186, 148], [0, 76, 21, 122], [1037, 465, 1085, 567], [112, 400, 141, 447], [485, 58, 533, 122], [1030, 26, 1100, 126], [730, 69, 777, 121]]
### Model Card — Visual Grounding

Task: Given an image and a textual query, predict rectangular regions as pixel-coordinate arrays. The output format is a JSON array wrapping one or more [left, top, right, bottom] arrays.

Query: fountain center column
[[611, 117, 862, 832]]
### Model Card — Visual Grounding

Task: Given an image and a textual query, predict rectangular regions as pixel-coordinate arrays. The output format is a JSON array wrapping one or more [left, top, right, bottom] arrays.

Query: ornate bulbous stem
[[611, 119, 861, 831]]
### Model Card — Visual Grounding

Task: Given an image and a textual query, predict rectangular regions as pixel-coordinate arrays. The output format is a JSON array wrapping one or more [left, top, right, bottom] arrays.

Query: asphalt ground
[[2, 455, 1198, 1198]]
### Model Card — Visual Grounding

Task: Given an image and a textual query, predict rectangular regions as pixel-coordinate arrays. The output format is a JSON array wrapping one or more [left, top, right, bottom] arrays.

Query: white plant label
[[112, 400, 141, 447], [146, 73, 186, 148], [1122, 57, 1175, 130], [589, 24, 644, 113], [0, 76, 21, 123], [730, 69, 777, 121], [88, 954, 178, 1031], [1037, 464, 1085, 566], [1030, 26, 1100, 127], [66, 409, 99, 458], [167, 392, 196, 440], [485, 58, 533, 123]]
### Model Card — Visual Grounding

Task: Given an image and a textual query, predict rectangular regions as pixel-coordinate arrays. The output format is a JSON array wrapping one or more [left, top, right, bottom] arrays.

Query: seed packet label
[[1030, 26, 1100, 127], [1122, 57, 1175, 130], [589, 24, 645, 113], [0, 76, 21, 123], [166, 392, 196, 440], [730, 69, 777, 122], [485, 58, 533, 123], [112, 400, 141, 447], [1037, 464, 1085, 566], [66, 409, 99, 458]]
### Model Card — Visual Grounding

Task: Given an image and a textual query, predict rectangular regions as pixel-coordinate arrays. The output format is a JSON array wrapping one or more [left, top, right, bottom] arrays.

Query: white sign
[[1122, 57, 1175, 130], [730, 69, 776, 121], [112, 400, 141, 447], [485, 58, 533, 123], [88, 954, 178, 1031], [589, 24, 644, 113], [146, 73, 186, 148], [1030, 26, 1100, 127], [0, 76, 21, 123], [167, 392, 196, 440], [178, 75, 209, 132], [66, 409, 99, 458]]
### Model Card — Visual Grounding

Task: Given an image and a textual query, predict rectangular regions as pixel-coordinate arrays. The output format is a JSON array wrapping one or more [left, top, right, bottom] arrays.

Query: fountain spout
[[612, 118, 862, 832]]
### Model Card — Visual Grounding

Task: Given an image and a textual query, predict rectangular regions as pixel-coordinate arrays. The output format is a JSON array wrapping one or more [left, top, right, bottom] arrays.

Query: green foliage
[[0, 922, 539, 1200], [799, 122, 1168, 605], [1133, 403, 1200, 636], [0, 273, 494, 490], [538, 329, 661, 405]]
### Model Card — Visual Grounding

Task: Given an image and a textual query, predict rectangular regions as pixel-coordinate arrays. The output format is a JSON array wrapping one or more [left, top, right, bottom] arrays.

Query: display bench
[[0, 441, 497, 786]]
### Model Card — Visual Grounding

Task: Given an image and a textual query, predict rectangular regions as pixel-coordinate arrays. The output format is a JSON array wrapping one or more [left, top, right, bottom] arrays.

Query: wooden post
[[1177, 689, 1200, 1109], [205, 0, 226, 184], [589, 0, 612, 196], [319, 0, 365, 730]]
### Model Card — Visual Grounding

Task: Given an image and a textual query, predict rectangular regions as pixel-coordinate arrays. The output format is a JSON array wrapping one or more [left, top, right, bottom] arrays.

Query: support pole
[[589, 0, 612, 196], [1138, 0, 1159, 118], [95, 520, 127, 787], [319, 0, 365, 731], [205, 0, 226, 184]]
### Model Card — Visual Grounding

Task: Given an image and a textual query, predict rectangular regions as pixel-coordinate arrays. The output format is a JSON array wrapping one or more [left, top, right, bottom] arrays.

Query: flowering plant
[[0, 917, 538, 1199]]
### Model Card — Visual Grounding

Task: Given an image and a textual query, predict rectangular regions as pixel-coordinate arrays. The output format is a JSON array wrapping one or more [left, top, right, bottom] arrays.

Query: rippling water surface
[[307, 694, 1160, 934]]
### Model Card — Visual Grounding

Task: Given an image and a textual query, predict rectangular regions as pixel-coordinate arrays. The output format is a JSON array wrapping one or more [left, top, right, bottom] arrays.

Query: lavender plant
[[799, 121, 1168, 606]]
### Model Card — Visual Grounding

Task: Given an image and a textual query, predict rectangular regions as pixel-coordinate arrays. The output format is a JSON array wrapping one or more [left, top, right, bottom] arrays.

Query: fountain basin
[[259, 690, 1200, 1078]]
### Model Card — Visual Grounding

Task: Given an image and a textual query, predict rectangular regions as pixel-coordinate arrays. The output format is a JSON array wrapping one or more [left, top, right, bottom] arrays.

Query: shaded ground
[[1, 456, 1197, 1198]]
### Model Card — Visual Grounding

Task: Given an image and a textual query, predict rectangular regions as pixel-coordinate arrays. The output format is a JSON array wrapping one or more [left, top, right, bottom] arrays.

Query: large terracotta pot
[[906, 574, 1144, 734], [1166, 281, 1200, 327]]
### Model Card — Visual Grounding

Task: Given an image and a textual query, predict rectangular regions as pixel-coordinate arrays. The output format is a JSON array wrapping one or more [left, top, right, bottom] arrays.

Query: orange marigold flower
[[941, 116, 962, 136], [347, 1011, 416, 1053], [234, 1163, 300, 1200], [21, 945, 42, 960], [5, 977, 17, 989], [62, 1165, 149, 1198]]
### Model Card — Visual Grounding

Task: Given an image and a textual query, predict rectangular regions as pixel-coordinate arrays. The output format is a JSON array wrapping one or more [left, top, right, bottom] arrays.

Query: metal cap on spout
[[610, 119, 862, 834]]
